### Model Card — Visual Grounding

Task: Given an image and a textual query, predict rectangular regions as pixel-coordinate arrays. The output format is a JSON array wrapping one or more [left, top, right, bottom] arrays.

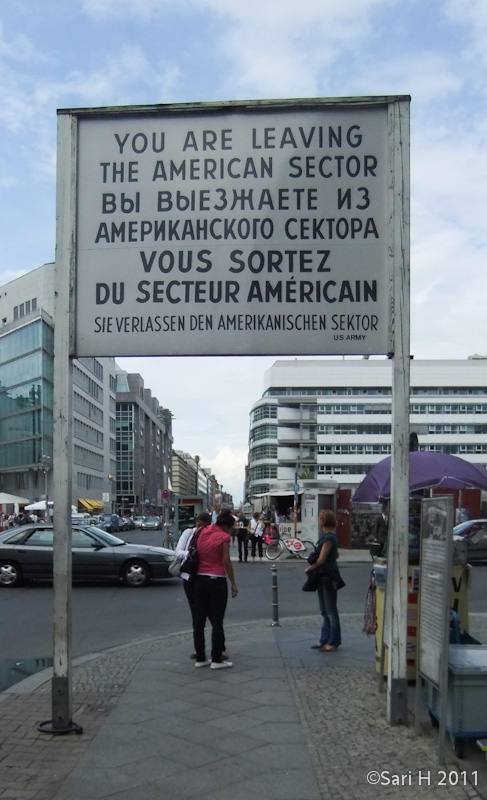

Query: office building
[[0, 263, 117, 512], [248, 358, 487, 500], [116, 369, 173, 515]]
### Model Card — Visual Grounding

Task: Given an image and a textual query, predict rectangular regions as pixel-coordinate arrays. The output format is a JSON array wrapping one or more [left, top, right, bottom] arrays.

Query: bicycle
[[264, 530, 314, 561], [162, 525, 179, 550]]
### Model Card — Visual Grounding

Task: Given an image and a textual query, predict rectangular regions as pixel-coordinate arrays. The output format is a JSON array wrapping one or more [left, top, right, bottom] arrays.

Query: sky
[[0, 0, 486, 504]]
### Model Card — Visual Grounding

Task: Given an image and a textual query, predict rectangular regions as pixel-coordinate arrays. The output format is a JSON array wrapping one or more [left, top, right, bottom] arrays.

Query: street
[[1, 531, 486, 690]]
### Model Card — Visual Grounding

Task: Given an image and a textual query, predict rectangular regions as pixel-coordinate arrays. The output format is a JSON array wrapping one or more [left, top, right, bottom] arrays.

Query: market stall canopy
[[0, 492, 29, 505], [78, 499, 104, 512], [24, 500, 53, 511], [352, 451, 487, 503], [24, 501, 78, 513]]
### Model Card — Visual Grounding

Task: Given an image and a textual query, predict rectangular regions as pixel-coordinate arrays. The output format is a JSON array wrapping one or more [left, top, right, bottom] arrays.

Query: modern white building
[[247, 358, 487, 499]]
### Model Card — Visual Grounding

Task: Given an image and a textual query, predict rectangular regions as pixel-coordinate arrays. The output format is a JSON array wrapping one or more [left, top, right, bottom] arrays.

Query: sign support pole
[[38, 113, 81, 735], [386, 99, 410, 725]]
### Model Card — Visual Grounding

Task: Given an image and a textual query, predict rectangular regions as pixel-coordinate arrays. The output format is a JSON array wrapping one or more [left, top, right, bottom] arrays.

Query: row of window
[[0, 408, 47, 442], [266, 386, 487, 397], [78, 357, 104, 382], [73, 444, 104, 471], [250, 445, 278, 461], [74, 418, 104, 449], [249, 465, 278, 481], [317, 403, 487, 415], [73, 392, 104, 426], [319, 424, 391, 435], [423, 444, 487, 454], [319, 444, 391, 455], [317, 423, 487, 435], [251, 405, 278, 423], [0, 319, 53, 363], [411, 404, 487, 414], [318, 465, 371, 475], [76, 472, 104, 491], [318, 404, 390, 415], [0, 438, 44, 469], [427, 425, 487, 434], [0, 350, 53, 390], [266, 387, 392, 396], [0, 380, 54, 419], [73, 364, 103, 403], [249, 425, 279, 442], [13, 297, 38, 321]]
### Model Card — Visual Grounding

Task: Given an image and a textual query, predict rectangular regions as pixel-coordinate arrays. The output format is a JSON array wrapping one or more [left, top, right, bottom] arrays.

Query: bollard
[[270, 564, 280, 627]]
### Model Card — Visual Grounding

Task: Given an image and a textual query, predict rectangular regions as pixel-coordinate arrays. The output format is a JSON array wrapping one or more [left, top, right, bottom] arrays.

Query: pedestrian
[[247, 511, 264, 562], [211, 504, 221, 524], [305, 509, 342, 652], [373, 501, 389, 556], [193, 508, 238, 669], [236, 513, 249, 562], [175, 511, 213, 659]]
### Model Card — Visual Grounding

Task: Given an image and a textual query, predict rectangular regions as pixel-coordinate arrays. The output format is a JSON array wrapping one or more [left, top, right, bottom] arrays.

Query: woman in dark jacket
[[304, 509, 342, 652]]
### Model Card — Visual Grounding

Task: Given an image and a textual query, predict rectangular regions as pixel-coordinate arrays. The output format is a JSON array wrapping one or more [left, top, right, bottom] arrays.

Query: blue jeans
[[317, 580, 341, 647]]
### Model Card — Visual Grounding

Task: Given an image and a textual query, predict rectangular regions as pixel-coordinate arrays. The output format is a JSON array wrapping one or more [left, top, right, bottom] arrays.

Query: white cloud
[[205, 445, 248, 502], [81, 0, 397, 97]]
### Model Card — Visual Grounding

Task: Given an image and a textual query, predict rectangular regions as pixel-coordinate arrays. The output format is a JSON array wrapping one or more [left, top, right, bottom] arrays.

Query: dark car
[[141, 516, 162, 531], [453, 519, 487, 562], [0, 524, 175, 588], [100, 514, 120, 533]]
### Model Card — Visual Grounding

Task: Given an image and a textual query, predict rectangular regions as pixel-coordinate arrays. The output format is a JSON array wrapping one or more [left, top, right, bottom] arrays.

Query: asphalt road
[[1, 530, 486, 690], [0, 556, 372, 661]]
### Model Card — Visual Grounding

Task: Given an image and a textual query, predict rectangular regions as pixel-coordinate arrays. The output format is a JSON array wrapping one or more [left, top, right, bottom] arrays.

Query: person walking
[[305, 509, 342, 652], [175, 511, 212, 659], [247, 511, 264, 562], [193, 508, 238, 669]]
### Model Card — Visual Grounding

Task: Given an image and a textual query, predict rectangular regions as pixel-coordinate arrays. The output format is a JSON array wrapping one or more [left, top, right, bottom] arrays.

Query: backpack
[[184, 527, 202, 578]]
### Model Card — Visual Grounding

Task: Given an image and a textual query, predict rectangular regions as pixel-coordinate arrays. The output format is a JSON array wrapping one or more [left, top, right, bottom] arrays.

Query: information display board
[[418, 496, 454, 688], [59, 97, 409, 357]]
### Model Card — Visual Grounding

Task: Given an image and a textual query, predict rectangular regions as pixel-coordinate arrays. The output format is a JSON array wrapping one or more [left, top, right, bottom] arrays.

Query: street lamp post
[[194, 455, 200, 495], [108, 475, 114, 512], [41, 455, 51, 521]]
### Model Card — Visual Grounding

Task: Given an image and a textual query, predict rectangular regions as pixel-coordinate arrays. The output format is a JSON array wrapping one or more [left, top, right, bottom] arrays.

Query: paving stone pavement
[[0, 614, 486, 800]]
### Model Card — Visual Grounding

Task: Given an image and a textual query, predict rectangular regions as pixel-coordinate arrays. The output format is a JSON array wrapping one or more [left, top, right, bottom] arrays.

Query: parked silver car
[[453, 519, 487, 562]]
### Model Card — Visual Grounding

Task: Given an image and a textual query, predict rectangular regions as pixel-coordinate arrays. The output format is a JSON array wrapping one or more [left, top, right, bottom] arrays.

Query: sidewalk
[[1, 607, 486, 800]]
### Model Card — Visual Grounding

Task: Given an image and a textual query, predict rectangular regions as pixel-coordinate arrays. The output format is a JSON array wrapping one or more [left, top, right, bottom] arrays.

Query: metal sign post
[[386, 99, 410, 725], [38, 113, 81, 734]]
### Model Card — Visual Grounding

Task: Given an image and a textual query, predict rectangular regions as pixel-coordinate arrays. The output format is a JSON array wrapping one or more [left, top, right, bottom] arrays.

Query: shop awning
[[78, 499, 104, 512]]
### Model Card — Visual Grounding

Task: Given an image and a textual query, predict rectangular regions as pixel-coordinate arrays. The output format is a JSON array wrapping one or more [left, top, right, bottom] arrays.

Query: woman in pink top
[[193, 509, 238, 669]]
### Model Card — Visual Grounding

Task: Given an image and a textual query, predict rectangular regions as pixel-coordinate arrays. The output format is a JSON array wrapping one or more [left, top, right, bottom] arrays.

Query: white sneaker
[[210, 660, 233, 670], [195, 659, 211, 668]]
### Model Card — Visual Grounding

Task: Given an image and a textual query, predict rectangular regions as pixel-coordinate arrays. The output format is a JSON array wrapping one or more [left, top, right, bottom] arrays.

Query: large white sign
[[64, 98, 408, 357]]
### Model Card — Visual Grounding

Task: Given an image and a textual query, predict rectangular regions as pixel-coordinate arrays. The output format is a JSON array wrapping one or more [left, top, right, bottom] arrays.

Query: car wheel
[[0, 561, 23, 588], [121, 560, 151, 587]]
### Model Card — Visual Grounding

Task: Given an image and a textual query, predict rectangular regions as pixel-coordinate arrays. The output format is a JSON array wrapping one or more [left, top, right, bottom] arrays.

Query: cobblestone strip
[[287, 664, 483, 800], [0, 633, 189, 800]]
